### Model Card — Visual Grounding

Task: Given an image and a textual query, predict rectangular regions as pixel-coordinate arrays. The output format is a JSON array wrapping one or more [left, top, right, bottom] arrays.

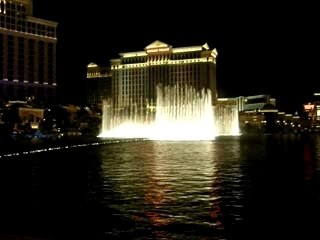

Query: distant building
[[2, 100, 44, 130], [109, 40, 218, 111], [309, 93, 320, 125], [0, 0, 58, 101], [303, 103, 316, 121], [217, 97, 243, 111], [303, 93, 320, 129], [241, 94, 276, 112], [18, 106, 44, 129], [86, 62, 111, 104], [237, 94, 278, 133]]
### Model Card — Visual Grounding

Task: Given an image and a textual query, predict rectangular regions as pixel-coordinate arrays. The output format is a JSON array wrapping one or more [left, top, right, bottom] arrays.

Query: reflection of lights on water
[[139, 141, 227, 229], [145, 211, 172, 226], [304, 143, 314, 181]]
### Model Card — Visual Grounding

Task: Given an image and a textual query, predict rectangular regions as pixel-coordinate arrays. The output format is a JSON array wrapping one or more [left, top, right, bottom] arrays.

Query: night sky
[[33, 1, 320, 113]]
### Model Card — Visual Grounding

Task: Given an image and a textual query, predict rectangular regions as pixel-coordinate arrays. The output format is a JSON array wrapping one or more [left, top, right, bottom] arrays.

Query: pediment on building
[[145, 40, 171, 49], [202, 43, 209, 50], [87, 62, 98, 68]]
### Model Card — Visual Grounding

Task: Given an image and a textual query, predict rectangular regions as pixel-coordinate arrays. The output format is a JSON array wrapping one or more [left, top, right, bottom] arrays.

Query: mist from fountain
[[98, 84, 240, 140], [215, 105, 240, 136]]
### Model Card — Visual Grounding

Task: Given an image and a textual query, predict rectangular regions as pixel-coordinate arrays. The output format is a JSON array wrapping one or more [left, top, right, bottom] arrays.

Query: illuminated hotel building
[[110, 40, 218, 110], [0, 0, 57, 101], [86, 62, 111, 104]]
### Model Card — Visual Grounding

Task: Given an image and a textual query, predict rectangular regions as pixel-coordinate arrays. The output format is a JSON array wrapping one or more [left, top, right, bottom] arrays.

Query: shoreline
[[0, 135, 148, 157], [0, 135, 100, 156]]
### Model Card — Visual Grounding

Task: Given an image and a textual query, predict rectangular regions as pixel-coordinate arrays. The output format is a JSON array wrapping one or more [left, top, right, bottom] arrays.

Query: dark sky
[[33, 1, 320, 113]]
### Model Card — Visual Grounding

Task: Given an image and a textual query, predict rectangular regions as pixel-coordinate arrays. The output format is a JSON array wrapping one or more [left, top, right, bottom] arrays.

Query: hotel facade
[[86, 62, 111, 105], [109, 40, 218, 111], [0, 0, 57, 101]]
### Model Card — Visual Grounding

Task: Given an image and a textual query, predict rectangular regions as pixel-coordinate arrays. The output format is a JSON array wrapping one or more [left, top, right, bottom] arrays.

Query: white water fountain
[[214, 105, 240, 136], [98, 84, 240, 140]]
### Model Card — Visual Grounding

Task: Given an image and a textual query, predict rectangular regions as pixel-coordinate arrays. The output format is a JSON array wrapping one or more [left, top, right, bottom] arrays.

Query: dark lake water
[[1, 134, 320, 239]]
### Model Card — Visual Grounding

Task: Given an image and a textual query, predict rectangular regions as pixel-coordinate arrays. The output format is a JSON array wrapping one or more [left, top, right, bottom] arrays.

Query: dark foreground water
[[1, 134, 320, 239]]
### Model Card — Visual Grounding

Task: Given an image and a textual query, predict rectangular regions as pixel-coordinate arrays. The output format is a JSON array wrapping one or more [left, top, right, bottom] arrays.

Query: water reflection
[[78, 135, 320, 239], [143, 142, 220, 229], [88, 139, 249, 239]]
